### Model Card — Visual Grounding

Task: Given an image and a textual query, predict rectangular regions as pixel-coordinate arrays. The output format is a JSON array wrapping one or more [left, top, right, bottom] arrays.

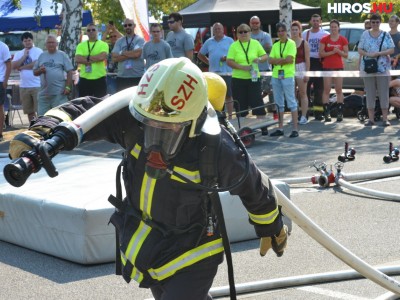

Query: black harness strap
[[109, 157, 124, 276], [200, 133, 237, 300]]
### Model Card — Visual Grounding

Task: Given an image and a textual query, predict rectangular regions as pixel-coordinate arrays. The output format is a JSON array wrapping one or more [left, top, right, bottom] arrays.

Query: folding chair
[[8, 85, 24, 127]]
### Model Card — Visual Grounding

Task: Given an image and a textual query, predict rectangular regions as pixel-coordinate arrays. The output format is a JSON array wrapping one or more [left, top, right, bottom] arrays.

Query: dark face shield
[[132, 108, 191, 159], [142, 121, 190, 160]]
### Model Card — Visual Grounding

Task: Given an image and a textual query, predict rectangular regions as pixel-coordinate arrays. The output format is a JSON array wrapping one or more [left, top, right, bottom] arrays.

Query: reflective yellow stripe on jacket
[[130, 144, 141, 159], [171, 166, 201, 183], [44, 108, 72, 122], [123, 144, 220, 283], [120, 220, 152, 283], [248, 207, 279, 225], [148, 239, 224, 281]]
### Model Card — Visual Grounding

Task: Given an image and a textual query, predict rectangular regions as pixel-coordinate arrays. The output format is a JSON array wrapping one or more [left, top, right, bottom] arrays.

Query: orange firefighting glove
[[259, 225, 288, 257], [9, 130, 43, 159]]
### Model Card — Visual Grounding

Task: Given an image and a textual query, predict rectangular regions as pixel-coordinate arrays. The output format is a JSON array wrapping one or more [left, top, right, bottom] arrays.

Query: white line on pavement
[[298, 286, 371, 300]]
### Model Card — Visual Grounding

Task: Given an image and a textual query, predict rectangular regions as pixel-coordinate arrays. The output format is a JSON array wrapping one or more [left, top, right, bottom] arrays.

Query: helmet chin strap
[[145, 151, 168, 179]]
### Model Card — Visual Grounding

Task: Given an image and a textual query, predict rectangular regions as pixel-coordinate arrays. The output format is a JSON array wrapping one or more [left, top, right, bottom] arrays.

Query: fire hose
[[210, 186, 400, 297]]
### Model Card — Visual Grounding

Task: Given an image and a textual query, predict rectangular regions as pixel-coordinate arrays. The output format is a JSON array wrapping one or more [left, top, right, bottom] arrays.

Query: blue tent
[[0, 0, 93, 32]]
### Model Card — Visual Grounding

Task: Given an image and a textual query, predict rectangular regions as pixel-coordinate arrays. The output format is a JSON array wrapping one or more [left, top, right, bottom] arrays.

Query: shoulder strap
[[199, 132, 237, 300], [306, 30, 310, 42], [379, 31, 386, 52]]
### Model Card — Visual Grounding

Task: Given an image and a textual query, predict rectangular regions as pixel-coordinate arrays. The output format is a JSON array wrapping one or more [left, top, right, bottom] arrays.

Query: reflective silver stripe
[[121, 250, 144, 283], [125, 221, 152, 264], [131, 267, 143, 283], [147, 239, 224, 281], [171, 166, 201, 183], [248, 207, 279, 225], [140, 173, 156, 216], [130, 144, 141, 159]]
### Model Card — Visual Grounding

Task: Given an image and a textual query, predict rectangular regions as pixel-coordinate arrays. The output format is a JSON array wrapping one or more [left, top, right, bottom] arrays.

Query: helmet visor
[[134, 110, 191, 158]]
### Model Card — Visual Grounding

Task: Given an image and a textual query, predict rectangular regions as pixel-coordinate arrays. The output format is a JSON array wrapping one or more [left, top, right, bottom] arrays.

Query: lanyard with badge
[[239, 40, 258, 82], [124, 36, 135, 69], [278, 41, 287, 79], [86, 41, 97, 73]]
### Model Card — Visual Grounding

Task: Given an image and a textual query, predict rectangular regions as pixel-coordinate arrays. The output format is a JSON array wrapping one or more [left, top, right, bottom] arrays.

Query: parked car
[[322, 23, 391, 90]]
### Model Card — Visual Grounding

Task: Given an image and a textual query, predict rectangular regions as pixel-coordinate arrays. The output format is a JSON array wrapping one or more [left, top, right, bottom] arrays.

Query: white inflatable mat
[[0, 154, 290, 264], [0, 154, 119, 264]]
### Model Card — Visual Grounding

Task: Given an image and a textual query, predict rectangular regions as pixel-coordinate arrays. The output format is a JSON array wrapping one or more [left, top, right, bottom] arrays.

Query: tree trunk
[[279, 0, 292, 37], [58, 0, 83, 67]]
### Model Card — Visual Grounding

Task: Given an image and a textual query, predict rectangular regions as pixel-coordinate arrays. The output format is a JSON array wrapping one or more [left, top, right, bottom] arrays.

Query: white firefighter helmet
[[130, 57, 209, 138]]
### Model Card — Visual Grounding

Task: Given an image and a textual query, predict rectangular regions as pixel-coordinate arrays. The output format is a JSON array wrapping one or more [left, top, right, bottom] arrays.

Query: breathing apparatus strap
[[200, 133, 237, 300], [109, 154, 125, 276]]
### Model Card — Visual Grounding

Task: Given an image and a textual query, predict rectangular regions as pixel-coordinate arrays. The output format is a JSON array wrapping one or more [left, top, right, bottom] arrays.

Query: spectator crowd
[[2, 12, 400, 142]]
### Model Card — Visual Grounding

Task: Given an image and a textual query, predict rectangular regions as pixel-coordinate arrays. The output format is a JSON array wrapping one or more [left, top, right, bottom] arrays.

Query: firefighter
[[9, 57, 287, 300]]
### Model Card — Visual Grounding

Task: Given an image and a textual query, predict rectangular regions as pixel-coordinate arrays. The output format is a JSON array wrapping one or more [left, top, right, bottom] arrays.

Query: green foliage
[[372, 0, 400, 22], [18, 0, 200, 27], [88, 0, 125, 31], [148, 0, 197, 20]]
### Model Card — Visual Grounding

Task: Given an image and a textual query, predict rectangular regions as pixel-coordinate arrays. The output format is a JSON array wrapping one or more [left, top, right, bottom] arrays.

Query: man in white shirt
[[12, 32, 43, 122], [302, 14, 328, 120]]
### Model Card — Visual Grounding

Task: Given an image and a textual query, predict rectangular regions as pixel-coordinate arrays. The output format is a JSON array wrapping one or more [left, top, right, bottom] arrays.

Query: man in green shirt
[[75, 23, 109, 97]]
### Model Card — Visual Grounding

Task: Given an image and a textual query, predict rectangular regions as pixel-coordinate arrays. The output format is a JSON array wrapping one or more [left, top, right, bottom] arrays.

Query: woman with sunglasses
[[227, 23, 268, 120], [358, 13, 394, 126]]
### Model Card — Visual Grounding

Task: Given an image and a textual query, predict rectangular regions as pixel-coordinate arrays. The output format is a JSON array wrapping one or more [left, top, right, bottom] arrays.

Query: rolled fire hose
[[210, 187, 400, 297]]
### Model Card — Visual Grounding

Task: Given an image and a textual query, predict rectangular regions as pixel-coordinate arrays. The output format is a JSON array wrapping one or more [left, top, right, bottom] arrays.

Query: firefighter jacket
[[30, 96, 284, 287]]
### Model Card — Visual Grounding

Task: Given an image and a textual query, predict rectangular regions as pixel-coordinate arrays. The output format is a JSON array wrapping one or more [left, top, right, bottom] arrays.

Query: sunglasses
[[371, 21, 380, 24], [87, 29, 96, 32], [168, 20, 176, 24], [110, 35, 117, 38], [152, 31, 161, 33], [238, 31, 249, 34], [124, 24, 134, 27]]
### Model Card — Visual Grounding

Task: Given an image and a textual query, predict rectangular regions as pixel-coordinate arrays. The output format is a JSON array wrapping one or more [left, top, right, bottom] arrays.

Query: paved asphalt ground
[[1, 109, 400, 299]]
